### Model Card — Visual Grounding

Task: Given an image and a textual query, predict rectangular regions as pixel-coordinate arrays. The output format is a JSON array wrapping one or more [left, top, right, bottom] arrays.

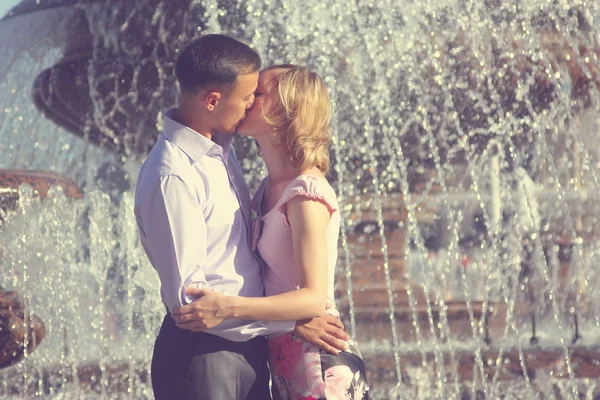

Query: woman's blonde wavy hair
[[263, 64, 332, 174]]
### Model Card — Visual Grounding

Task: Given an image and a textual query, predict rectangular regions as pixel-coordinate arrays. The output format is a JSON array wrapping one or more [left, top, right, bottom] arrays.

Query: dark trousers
[[151, 314, 271, 400]]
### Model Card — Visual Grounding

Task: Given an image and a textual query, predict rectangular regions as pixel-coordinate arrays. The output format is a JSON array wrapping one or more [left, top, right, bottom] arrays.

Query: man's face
[[236, 68, 282, 137], [212, 72, 258, 134]]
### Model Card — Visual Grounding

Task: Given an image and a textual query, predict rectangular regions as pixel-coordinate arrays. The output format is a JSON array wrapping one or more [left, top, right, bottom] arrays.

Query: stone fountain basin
[[0, 289, 45, 369], [0, 1, 95, 77], [0, 169, 83, 200], [0, 169, 83, 258]]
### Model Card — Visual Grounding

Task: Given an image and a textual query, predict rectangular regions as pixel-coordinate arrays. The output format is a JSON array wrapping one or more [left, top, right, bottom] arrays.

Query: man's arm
[[174, 287, 351, 353], [136, 174, 210, 310], [173, 293, 350, 353]]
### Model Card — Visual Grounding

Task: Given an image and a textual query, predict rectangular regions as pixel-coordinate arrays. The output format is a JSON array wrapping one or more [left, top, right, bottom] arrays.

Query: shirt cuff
[[181, 281, 212, 304]]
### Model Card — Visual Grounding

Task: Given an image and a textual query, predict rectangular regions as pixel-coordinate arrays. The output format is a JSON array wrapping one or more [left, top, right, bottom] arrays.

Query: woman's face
[[236, 68, 282, 138]]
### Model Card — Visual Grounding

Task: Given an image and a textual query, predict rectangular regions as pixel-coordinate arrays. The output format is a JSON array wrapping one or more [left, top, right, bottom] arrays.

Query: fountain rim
[[0, 0, 101, 22]]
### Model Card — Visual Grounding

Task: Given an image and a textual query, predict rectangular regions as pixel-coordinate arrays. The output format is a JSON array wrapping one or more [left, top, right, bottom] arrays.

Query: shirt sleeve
[[135, 174, 210, 312], [277, 176, 339, 224]]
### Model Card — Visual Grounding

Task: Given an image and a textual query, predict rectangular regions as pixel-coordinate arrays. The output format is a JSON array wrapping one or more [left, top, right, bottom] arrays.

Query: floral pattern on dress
[[269, 333, 369, 400], [269, 332, 305, 379]]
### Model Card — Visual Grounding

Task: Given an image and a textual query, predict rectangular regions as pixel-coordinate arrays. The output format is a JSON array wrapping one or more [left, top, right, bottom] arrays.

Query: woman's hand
[[171, 288, 231, 331], [293, 315, 350, 354]]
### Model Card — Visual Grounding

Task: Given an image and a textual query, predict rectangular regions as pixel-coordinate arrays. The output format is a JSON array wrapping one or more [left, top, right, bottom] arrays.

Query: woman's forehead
[[259, 68, 284, 88]]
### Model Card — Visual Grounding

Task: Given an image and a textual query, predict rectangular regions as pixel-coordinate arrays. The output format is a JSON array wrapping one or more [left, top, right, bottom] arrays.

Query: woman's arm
[[227, 195, 330, 320], [172, 195, 331, 326]]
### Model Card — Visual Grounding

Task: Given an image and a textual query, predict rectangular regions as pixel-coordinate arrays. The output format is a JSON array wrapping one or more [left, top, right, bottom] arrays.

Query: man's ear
[[205, 92, 221, 111]]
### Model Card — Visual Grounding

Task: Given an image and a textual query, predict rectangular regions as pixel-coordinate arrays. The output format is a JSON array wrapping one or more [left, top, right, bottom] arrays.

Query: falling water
[[2, 0, 600, 398]]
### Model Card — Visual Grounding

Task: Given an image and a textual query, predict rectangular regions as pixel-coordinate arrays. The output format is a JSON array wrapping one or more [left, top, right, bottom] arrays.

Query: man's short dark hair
[[175, 34, 261, 94]]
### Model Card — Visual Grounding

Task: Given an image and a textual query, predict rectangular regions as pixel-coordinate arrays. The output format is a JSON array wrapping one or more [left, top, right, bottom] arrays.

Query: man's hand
[[171, 288, 228, 332], [294, 314, 350, 354]]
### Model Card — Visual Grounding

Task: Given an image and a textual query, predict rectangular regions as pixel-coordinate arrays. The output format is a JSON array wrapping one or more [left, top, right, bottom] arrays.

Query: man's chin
[[235, 125, 251, 136], [219, 124, 238, 135]]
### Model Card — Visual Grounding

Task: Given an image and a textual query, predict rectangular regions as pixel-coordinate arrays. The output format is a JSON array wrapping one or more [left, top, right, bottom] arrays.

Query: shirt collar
[[162, 108, 234, 162]]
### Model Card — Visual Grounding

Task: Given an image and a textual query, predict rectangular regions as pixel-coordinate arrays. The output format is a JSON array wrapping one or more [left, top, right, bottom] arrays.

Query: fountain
[[0, 169, 81, 371], [1, 0, 600, 398]]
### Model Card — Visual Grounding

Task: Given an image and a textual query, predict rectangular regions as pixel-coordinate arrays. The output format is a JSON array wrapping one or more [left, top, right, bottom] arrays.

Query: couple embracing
[[134, 34, 369, 400]]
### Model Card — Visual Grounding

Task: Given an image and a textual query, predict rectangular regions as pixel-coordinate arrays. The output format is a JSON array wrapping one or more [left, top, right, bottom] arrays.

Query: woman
[[178, 64, 369, 400]]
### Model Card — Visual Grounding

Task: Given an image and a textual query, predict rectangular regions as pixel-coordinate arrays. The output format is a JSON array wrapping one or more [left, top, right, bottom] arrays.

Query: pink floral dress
[[252, 175, 369, 400]]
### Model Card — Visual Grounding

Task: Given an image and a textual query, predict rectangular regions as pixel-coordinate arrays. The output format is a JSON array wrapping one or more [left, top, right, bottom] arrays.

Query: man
[[134, 34, 348, 400]]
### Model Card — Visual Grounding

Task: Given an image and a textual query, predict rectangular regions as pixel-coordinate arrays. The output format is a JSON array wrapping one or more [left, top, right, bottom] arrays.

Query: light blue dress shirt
[[134, 109, 293, 341]]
